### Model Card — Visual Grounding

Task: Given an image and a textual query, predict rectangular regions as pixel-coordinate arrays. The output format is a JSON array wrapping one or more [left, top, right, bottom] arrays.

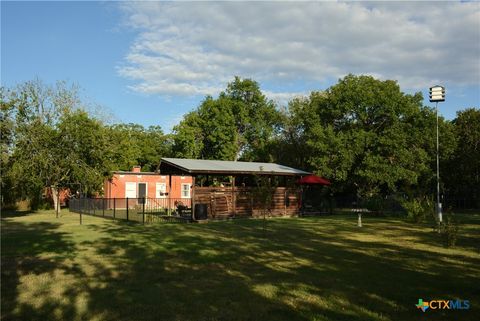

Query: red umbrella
[[297, 174, 331, 185]]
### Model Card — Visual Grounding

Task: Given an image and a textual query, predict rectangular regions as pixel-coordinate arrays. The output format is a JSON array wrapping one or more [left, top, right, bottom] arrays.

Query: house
[[43, 187, 70, 207], [104, 166, 193, 201], [71, 160, 311, 221], [158, 158, 310, 219]]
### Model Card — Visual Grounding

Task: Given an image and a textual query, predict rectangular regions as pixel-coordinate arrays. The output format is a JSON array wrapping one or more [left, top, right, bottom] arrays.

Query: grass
[[1, 210, 479, 321]]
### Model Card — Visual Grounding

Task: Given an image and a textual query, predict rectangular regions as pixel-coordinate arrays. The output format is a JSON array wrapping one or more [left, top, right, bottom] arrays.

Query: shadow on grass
[[1, 219, 77, 321], [79, 216, 479, 320], [1, 210, 36, 218], [2, 213, 479, 321]]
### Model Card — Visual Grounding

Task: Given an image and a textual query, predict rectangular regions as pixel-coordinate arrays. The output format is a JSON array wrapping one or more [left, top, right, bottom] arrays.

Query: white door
[[125, 182, 137, 198], [156, 183, 167, 198]]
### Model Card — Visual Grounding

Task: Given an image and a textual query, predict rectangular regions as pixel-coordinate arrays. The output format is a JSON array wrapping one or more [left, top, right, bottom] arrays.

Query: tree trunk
[[51, 186, 61, 217]]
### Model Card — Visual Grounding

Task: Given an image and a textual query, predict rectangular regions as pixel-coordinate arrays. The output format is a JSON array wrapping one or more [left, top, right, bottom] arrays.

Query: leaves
[[276, 74, 458, 199], [2, 75, 477, 209], [1, 81, 171, 204], [106, 123, 170, 172], [443, 108, 480, 204], [173, 77, 281, 161]]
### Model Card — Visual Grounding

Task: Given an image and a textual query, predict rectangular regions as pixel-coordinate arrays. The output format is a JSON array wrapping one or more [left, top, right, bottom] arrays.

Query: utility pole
[[429, 85, 445, 225]]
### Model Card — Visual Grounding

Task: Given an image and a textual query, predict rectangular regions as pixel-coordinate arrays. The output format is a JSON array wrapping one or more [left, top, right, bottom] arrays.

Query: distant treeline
[[1, 75, 478, 209]]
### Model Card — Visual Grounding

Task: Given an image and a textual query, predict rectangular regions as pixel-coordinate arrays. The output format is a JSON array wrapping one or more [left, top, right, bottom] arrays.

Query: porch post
[[232, 176, 236, 218], [191, 176, 196, 220], [142, 197, 145, 225], [168, 174, 172, 215], [285, 175, 289, 215]]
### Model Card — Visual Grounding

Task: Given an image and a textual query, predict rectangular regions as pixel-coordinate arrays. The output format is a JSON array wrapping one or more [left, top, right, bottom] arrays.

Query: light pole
[[429, 85, 445, 224]]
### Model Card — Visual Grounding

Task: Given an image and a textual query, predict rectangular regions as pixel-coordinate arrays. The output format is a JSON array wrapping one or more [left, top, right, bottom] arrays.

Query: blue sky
[[2, 1, 479, 132]]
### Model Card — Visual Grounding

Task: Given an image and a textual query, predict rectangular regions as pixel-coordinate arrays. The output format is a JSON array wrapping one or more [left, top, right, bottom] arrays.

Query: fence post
[[142, 197, 145, 225], [102, 198, 105, 217], [113, 198, 116, 219], [126, 197, 129, 221], [93, 199, 96, 216], [56, 190, 59, 219]]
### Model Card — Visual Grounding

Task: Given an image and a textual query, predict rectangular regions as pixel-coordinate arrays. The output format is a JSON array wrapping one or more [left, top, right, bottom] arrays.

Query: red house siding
[[44, 187, 70, 206], [104, 166, 193, 199]]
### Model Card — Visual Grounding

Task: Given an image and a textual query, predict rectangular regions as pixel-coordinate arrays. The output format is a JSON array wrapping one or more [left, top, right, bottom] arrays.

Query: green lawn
[[1, 210, 479, 321]]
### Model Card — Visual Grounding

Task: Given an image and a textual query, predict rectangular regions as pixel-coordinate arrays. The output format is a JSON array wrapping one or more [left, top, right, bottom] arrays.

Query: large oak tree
[[172, 77, 281, 161]]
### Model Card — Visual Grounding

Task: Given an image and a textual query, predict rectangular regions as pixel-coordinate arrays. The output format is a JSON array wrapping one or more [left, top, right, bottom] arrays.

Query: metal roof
[[160, 158, 310, 176]]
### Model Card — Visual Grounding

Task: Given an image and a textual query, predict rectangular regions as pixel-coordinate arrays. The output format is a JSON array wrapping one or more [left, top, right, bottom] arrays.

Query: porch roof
[[159, 158, 310, 176]]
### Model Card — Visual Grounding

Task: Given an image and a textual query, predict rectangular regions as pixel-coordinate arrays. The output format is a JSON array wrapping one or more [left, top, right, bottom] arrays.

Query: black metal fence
[[69, 197, 193, 224], [332, 195, 479, 213], [443, 198, 479, 211]]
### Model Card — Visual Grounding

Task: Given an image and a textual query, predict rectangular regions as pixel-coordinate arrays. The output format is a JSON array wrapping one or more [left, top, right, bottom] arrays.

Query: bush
[[439, 213, 459, 247], [401, 196, 433, 223], [1, 198, 51, 212], [361, 194, 405, 216], [364, 196, 385, 215]]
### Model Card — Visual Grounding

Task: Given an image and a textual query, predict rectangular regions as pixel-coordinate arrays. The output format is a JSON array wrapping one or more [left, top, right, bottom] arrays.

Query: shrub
[[362, 194, 407, 216], [439, 213, 459, 247], [364, 196, 385, 215], [401, 196, 434, 223]]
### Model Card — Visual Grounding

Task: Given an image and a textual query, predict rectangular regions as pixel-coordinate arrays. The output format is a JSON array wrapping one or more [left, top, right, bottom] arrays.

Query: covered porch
[[159, 158, 310, 220]]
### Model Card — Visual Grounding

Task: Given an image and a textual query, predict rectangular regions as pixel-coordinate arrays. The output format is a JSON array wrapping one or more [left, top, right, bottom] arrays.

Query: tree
[[4, 79, 83, 210], [57, 110, 111, 195], [411, 105, 456, 197], [2, 80, 111, 212], [0, 87, 16, 205], [283, 74, 456, 200], [172, 111, 205, 159], [143, 125, 171, 171], [197, 97, 238, 160], [105, 124, 143, 172], [221, 77, 281, 161], [444, 108, 480, 206], [266, 100, 312, 170], [252, 173, 278, 237], [172, 77, 281, 161], [107, 123, 170, 171], [10, 118, 58, 208]]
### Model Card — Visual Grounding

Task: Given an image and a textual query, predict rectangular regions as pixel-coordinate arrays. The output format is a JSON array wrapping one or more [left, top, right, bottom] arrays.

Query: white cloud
[[264, 90, 307, 108], [117, 1, 480, 98]]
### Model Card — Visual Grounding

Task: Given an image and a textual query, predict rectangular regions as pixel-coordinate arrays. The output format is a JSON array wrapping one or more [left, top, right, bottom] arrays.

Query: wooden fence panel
[[193, 186, 300, 219]]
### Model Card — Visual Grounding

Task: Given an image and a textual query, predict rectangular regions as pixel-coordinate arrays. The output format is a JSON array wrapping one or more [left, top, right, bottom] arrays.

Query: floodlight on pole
[[429, 85, 445, 224], [429, 86, 445, 102]]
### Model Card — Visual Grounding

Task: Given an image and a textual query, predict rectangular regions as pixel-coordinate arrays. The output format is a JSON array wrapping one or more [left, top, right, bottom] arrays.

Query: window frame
[[181, 183, 191, 198]]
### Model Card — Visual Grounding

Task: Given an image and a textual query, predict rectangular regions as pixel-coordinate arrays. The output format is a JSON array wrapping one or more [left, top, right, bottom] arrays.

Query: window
[[181, 183, 191, 198], [156, 183, 167, 198], [125, 182, 136, 198]]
